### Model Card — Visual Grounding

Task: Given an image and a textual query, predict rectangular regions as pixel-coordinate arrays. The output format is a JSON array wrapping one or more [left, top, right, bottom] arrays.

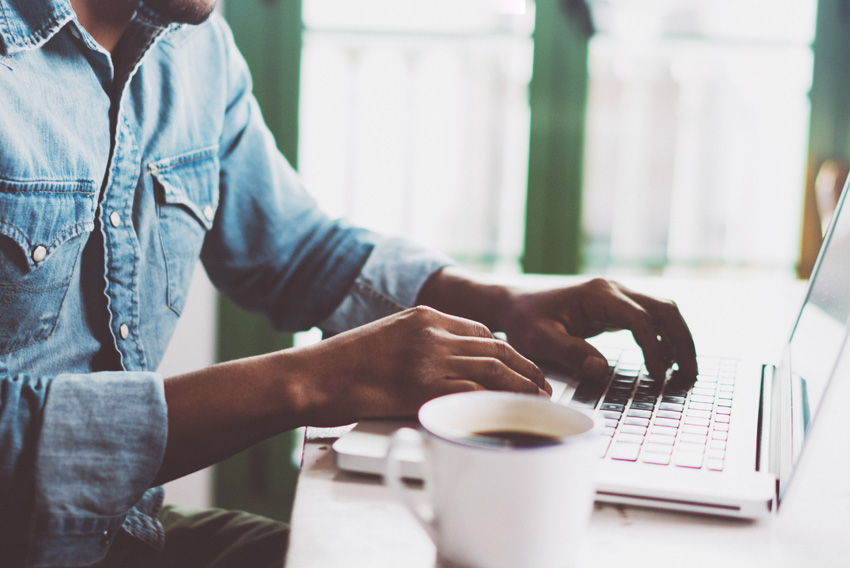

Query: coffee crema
[[462, 429, 563, 449]]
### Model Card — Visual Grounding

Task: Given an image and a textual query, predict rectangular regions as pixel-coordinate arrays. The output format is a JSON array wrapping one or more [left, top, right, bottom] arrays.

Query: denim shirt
[[0, 1, 451, 565]]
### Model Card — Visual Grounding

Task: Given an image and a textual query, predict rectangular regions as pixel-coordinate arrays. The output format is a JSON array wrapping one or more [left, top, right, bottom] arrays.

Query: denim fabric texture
[[0, 0, 451, 565]]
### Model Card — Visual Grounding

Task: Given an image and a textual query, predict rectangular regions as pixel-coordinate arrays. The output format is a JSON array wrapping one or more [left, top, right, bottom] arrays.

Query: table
[[284, 275, 850, 567]]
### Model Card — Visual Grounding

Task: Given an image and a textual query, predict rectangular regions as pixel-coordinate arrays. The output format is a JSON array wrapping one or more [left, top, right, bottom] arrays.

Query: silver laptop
[[333, 179, 850, 519]]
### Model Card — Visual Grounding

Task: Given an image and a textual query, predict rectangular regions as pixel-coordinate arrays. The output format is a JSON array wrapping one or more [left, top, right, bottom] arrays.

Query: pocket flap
[[148, 146, 220, 230], [0, 179, 97, 270]]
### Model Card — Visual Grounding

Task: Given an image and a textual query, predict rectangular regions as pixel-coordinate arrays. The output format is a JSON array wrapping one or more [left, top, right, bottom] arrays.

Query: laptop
[[333, 178, 850, 519]]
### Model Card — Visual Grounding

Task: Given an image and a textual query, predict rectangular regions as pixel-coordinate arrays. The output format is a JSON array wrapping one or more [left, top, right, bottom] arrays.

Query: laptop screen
[[783, 178, 850, 463]]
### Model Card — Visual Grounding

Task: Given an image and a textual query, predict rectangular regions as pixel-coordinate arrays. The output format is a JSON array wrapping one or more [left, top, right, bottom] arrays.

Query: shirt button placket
[[102, 112, 144, 369]]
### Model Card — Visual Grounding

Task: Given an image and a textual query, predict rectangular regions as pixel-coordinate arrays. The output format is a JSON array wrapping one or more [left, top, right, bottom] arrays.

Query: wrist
[[416, 267, 515, 332]]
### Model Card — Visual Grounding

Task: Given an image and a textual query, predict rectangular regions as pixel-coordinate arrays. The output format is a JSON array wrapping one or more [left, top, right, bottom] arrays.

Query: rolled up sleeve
[[0, 363, 167, 567], [318, 236, 455, 336]]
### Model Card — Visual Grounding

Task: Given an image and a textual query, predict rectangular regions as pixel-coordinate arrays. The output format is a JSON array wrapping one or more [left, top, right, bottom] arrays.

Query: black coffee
[[464, 429, 562, 449]]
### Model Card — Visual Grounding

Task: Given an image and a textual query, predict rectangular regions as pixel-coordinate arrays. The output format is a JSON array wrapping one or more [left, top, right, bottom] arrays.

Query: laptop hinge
[[756, 364, 776, 474]]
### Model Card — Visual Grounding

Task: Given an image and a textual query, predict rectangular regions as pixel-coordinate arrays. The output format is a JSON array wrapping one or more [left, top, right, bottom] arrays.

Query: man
[[0, 0, 697, 566]]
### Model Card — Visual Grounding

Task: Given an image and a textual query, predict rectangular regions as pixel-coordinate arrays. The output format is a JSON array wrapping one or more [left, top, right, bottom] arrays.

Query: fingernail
[[582, 356, 608, 377]]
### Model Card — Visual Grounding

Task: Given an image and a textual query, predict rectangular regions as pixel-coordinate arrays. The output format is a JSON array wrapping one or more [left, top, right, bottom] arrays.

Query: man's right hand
[[289, 306, 551, 426], [157, 306, 548, 484]]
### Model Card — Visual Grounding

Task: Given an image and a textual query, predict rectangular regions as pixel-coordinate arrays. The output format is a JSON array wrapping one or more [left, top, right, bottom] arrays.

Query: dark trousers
[[89, 506, 290, 568]]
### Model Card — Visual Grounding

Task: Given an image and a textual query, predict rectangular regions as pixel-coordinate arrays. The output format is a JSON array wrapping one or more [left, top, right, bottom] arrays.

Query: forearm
[[155, 297, 555, 486], [155, 350, 318, 485]]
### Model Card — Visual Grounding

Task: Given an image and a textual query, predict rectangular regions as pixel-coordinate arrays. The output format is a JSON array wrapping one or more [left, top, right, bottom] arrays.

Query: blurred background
[[158, 0, 850, 523]]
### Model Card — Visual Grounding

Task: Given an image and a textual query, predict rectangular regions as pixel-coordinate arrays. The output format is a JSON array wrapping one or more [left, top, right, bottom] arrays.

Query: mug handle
[[385, 427, 437, 543]]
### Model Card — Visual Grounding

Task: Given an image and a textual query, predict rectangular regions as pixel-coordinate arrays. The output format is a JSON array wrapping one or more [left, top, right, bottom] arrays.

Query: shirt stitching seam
[[353, 280, 407, 312], [0, 2, 12, 52], [0, 5, 75, 53], [147, 145, 219, 173], [0, 219, 92, 251]]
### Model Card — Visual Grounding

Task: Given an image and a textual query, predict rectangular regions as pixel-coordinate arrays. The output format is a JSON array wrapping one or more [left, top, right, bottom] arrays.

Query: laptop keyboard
[[567, 351, 736, 471]]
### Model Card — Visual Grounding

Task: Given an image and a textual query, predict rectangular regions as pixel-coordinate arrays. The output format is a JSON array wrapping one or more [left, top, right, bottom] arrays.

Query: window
[[582, 0, 818, 275], [298, 0, 535, 271]]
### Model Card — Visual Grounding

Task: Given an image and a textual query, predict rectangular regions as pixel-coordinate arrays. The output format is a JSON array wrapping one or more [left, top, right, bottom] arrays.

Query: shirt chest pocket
[[0, 180, 97, 354], [149, 147, 220, 315]]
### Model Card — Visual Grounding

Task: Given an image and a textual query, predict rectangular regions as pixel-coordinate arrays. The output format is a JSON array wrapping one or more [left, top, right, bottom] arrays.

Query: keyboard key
[[643, 453, 672, 465], [674, 452, 704, 469], [690, 394, 716, 404], [709, 439, 727, 450], [712, 431, 729, 441], [618, 359, 643, 371], [681, 425, 710, 436], [633, 394, 659, 404], [604, 418, 620, 429], [715, 406, 732, 415], [620, 425, 648, 436], [715, 414, 731, 423], [655, 410, 680, 420], [571, 378, 609, 407], [648, 434, 676, 445], [707, 459, 725, 471], [708, 448, 726, 460], [683, 416, 710, 427], [679, 433, 707, 445], [644, 443, 673, 454], [601, 403, 626, 412], [617, 433, 645, 444], [659, 402, 685, 412], [685, 409, 711, 419], [624, 417, 650, 427], [716, 399, 733, 407], [637, 375, 661, 384], [615, 367, 641, 378], [627, 409, 652, 419], [688, 402, 714, 412], [713, 422, 729, 432], [651, 425, 679, 437], [603, 427, 617, 437], [655, 417, 681, 428], [613, 374, 638, 383], [601, 410, 622, 420], [609, 443, 641, 461], [691, 387, 716, 397], [662, 396, 687, 404], [677, 441, 706, 453]]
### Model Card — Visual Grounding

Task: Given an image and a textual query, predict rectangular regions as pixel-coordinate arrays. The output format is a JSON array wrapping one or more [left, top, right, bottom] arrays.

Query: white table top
[[284, 275, 850, 568]]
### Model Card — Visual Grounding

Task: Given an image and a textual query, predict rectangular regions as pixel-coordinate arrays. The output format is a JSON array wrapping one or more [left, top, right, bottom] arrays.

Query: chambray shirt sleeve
[[201, 20, 453, 333], [318, 237, 455, 336], [0, 363, 167, 567]]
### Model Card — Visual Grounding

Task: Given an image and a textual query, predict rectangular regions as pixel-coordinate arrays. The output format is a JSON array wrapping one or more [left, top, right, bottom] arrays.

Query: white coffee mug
[[386, 391, 600, 568]]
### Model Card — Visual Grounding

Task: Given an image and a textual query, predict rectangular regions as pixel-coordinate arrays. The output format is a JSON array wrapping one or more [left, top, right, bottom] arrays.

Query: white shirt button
[[119, 324, 130, 339], [109, 212, 121, 227], [203, 206, 214, 222], [31, 245, 47, 263]]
